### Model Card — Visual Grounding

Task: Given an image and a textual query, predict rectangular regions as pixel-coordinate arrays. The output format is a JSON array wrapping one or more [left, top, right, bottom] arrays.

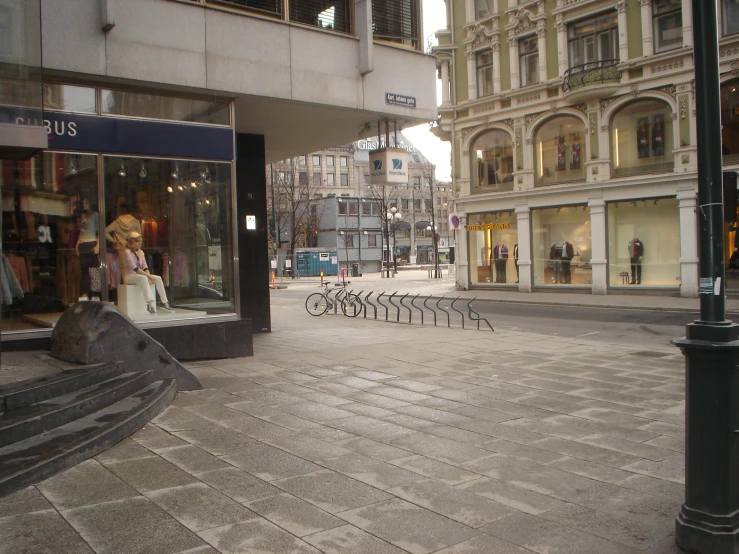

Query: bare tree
[[419, 160, 441, 276], [365, 182, 403, 277]]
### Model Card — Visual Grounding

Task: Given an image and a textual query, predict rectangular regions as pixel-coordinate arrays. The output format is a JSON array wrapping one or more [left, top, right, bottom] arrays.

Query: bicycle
[[305, 282, 362, 317]]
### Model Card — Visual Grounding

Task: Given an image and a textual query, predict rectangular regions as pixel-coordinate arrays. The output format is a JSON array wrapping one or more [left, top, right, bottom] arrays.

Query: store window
[[724, 0, 739, 36], [535, 116, 586, 186], [653, 0, 683, 53], [607, 198, 680, 287], [721, 80, 739, 163], [476, 50, 494, 98], [467, 212, 518, 285], [476, 0, 493, 19], [102, 89, 230, 126], [611, 99, 674, 177], [519, 36, 539, 87], [568, 11, 619, 68], [532, 206, 591, 286], [43, 84, 97, 114], [471, 129, 514, 193], [1, 153, 99, 332], [103, 157, 235, 316]]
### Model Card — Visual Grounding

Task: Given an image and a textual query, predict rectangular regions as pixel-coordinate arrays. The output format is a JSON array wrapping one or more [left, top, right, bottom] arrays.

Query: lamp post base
[[676, 506, 739, 554]]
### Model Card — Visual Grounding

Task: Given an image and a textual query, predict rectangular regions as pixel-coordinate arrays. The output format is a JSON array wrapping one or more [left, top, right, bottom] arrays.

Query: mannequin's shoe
[[160, 304, 174, 313], [146, 305, 156, 314]]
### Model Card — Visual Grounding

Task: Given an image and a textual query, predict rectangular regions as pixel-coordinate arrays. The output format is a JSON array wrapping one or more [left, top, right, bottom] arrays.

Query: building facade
[[0, 0, 436, 353], [433, 0, 739, 296], [267, 135, 454, 274]]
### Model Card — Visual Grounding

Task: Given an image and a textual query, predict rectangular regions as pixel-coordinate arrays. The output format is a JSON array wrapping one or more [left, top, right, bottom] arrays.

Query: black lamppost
[[674, 2, 739, 553], [387, 206, 402, 273]]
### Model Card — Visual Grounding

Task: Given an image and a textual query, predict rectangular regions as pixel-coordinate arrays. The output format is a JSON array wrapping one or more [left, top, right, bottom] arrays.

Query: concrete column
[[616, 1, 628, 62], [640, 0, 653, 57], [509, 36, 520, 89], [556, 15, 568, 77], [537, 24, 547, 83], [678, 185, 699, 298], [492, 42, 502, 94], [456, 214, 470, 289], [515, 204, 532, 293], [588, 196, 607, 295], [440, 59, 451, 105], [681, 0, 693, 47], [355, 0, 373, 75], [467, 51, 478, 101], [465, 0, 474, 23]]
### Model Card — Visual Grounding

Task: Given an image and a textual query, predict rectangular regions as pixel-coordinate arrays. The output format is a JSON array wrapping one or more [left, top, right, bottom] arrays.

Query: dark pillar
[[674, 2, 739, 553], [236, 134, 271, 333]]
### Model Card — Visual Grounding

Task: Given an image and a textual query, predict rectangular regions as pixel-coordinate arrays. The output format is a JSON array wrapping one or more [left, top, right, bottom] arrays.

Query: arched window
[[535, 116, 586, 186], [611, 99, 674, 176], [471, 130, 514, 193], [721, 80, 739, 163]]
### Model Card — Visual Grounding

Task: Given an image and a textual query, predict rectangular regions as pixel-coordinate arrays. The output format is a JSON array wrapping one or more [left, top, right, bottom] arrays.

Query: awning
[[415, 220, 431, 230], [395, 221, 411, 231]]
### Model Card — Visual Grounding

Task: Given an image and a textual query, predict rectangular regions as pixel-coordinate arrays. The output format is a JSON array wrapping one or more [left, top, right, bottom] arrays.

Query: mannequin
[[76, 197, 99, 299], [106, 212, 142, 250], [561, 241, 574, 284], [492, 243, 508, 283], [628, 238, 645, 284], [514, 244, 519, 283], [122, 232, 173, 314]]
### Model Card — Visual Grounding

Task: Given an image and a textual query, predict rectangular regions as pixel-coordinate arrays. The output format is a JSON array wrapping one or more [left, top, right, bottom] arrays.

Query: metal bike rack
[[399, 293, 412, 323], [436, 295, 451, 328], [376, 292, 390, 321], [423, 295, 435, 326], [410, 294, 424, 325], [364, 292, 377, 319], [388, 292, 400, 323], [450, 296, 465, 329], [467, 297, 494, 332]]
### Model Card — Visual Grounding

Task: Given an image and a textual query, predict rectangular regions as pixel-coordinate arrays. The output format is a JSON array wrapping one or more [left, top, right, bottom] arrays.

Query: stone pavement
[[279, 269, 739, 314], [0, 300, 688, 553]]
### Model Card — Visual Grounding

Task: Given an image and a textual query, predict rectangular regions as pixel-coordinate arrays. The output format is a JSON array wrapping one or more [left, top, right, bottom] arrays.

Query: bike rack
[[450, 296, 465, 330], [399, 293, 412, 324], [423, 295, 435, 326], [376, 292, 390, 321], [388, 292, 400, 322], [436, 296, 451, 328], [467, 297, 494, 332], [353, 290, 364, 317], [364, 292, 376, 319], [410, 294, 424, 325]]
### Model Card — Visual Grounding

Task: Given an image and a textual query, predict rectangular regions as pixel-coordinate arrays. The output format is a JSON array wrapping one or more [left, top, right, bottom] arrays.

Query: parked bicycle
[[305, 282, 362, 317]]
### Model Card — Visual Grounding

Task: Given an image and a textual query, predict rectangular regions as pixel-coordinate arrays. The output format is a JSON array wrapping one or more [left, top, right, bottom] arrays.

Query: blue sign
[[7, 109, 233, 160]]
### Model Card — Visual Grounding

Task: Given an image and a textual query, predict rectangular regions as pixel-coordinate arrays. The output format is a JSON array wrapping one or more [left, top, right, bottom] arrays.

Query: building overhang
[[0, 124, 48, 159]]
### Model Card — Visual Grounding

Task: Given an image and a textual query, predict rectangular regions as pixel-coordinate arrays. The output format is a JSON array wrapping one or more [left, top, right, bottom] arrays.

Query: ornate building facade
[[433, 0, 739, 297]]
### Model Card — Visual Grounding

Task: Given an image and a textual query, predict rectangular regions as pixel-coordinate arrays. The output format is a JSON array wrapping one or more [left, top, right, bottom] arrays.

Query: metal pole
[[270, 163, 277, 258], [673, 3, 739, 553], [429, 175, 439, 276]]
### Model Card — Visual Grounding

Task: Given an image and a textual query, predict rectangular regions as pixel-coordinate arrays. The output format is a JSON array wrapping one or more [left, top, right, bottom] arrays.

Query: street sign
[[385, 93, 416, 108]]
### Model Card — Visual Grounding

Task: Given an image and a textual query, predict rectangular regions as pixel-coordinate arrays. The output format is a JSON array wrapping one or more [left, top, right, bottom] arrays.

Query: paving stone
[[303, 425, 356, 442], [320, 453, 427, 490], [272, 469, 391, 513], [449, 405, 520, 424], [279, 401, 357, 422], [547, 456, 635, 485], [644, 435, 684, 452], [152, 406, 218, 432], [266, 433, 354, 462], [339, 498, 479, 554], [456, 476, 567, 515], [104, 455, 199, 493], [391, 455, 480, 486], [259, 411, 324, 432], [158, 445, 231, 474], [387, 479, 512, 528], [0, 486, 52, 518], [620, 455, 685, 484], [299, 391, 353, 406], [368, 385, 432, 402], [542, 415, 660, 442], [329, 375, 383, 390], [480, 512, 635, 554], [482, 439, 567, 463], [302, 524, 406, 553], [579, 434, 677, 461], [245, 493, 344, 537], [309, 381, 363, 396], [382, 413, 438, 430], [194, 467, 281, 503], [434, 534, 536, 553], [222, 442, 323, 481], [530, 437, 642, 466], [335, 436, 412, 461], [198, 517, 320, 553], [382, 378, 442, 393], [341, 391, 410, 408], [131, 424, 190, 451], [36, 459, 138, 510], [172, 389, 242, 408], [0, 509, 94, 553], [171, 426, 256, 456], [645, 534, 684, 553], [336, 401, 397, 418], [637, 421, 684, 437], [389, 432, 494, 465], [62, 496, 205, 554], [94, 438, 155, 463], [329, 415, 416, 441], [616, 474, 685, 502], [351, 370, 397, 381], [270, 383, 321, 396]]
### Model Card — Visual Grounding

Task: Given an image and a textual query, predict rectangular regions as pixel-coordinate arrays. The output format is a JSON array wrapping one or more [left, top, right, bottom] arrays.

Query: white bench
[[117, 284, 155, 317]]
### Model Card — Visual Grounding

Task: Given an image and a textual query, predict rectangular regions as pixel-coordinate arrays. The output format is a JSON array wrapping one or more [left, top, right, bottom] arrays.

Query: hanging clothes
[[105, 214, 142, 249], [1, 253, 24, 306], [6, 254, 30, 293]]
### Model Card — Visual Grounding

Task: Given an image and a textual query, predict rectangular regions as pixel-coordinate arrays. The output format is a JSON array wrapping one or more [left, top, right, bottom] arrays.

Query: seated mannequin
[[122, 232, 173, 314]]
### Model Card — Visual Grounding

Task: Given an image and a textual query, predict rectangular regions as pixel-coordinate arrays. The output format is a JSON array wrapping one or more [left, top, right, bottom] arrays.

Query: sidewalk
[[279, 269, 739, 313], [1, 299, 686, 553]]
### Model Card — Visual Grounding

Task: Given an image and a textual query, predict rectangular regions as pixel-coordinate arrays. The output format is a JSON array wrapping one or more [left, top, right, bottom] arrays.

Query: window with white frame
[[312, 154, 321, 166], [475, 0, 493, 19], [568, 11, 619, 68], [313, 172, 321, 186], [340, 173, 349, 186], [476, 50, 494, 97], [340, 156, 348, 167], [327, 173, 335, 186], [327, 155, 335, 167], [413, 175, 421, 187], [653, 0, 682, 53], [724, 0, 739, 36], [519, 36, 539, 87], [298, 155, 306, 165]]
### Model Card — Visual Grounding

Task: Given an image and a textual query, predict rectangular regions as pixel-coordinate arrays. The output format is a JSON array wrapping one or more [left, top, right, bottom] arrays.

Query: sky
[[402, 0, 451, 182]]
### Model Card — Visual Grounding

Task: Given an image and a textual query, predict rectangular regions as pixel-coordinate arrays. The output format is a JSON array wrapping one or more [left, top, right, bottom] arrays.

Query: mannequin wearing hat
[[122, 232, 173, 314]]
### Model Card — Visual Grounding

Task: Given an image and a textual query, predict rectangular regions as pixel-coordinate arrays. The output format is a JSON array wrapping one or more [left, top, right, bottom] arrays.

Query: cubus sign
[[369, 147, 409, 185]]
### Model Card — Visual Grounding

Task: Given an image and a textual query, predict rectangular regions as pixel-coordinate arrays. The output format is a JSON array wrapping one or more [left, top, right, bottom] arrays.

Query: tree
[[419, 160, 441, 276], [365, 181, 403, 277]]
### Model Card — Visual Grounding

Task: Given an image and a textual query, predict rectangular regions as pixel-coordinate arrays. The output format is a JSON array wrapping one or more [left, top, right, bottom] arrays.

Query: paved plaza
[[0, 297, 689, 553]]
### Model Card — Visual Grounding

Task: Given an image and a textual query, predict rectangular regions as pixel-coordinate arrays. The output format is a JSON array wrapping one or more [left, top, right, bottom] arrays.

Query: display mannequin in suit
[[561, 241, 575, 284], [513, 244, 519, 283], [492, 243, 508, 283], [628, 238, 645, 284]]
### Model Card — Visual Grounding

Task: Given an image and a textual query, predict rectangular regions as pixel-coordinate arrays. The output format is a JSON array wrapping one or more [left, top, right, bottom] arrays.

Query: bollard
[[320, 271, 324, 287], [271, 271, 275, 288]]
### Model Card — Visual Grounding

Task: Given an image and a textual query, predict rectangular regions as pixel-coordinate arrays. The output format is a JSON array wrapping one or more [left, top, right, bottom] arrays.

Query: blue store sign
[[8, 110, 233, 160]]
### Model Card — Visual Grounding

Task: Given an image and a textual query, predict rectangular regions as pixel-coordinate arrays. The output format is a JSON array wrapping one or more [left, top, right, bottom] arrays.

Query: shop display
[[493, 243, 508, 283], [514, 243, 519, 283], [122, 232, 173, 314], [549, 241, 575, 283], [628, 238, 645, 284], [76, 198, 99, 299]]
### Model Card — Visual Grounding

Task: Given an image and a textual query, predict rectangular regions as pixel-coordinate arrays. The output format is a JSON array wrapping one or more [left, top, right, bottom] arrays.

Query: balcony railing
[[562, 59, 621, 92]]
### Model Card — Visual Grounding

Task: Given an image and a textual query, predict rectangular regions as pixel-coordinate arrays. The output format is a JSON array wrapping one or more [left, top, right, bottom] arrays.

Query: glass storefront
[[467, 212, 518, 285], [721, 79, 739, 164], [472, 130, 515, 193], [535, 116, 586, 186], [532, 206, 591, 286], [607, 198, 680, 287], [611, 100, 674, 177]]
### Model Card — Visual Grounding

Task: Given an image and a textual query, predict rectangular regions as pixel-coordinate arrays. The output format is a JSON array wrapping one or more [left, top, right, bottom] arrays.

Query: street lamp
[[387, 206, 402, 272], [427, 224, 440, 277]]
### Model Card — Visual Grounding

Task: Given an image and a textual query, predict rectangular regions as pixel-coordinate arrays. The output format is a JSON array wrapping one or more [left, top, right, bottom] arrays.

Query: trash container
[[351, 263, 360, 277]]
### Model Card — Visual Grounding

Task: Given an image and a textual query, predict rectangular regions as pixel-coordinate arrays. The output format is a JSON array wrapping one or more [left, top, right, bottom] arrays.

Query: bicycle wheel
[[305, 293, 329, 316], [341, 294, 362, 317]]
